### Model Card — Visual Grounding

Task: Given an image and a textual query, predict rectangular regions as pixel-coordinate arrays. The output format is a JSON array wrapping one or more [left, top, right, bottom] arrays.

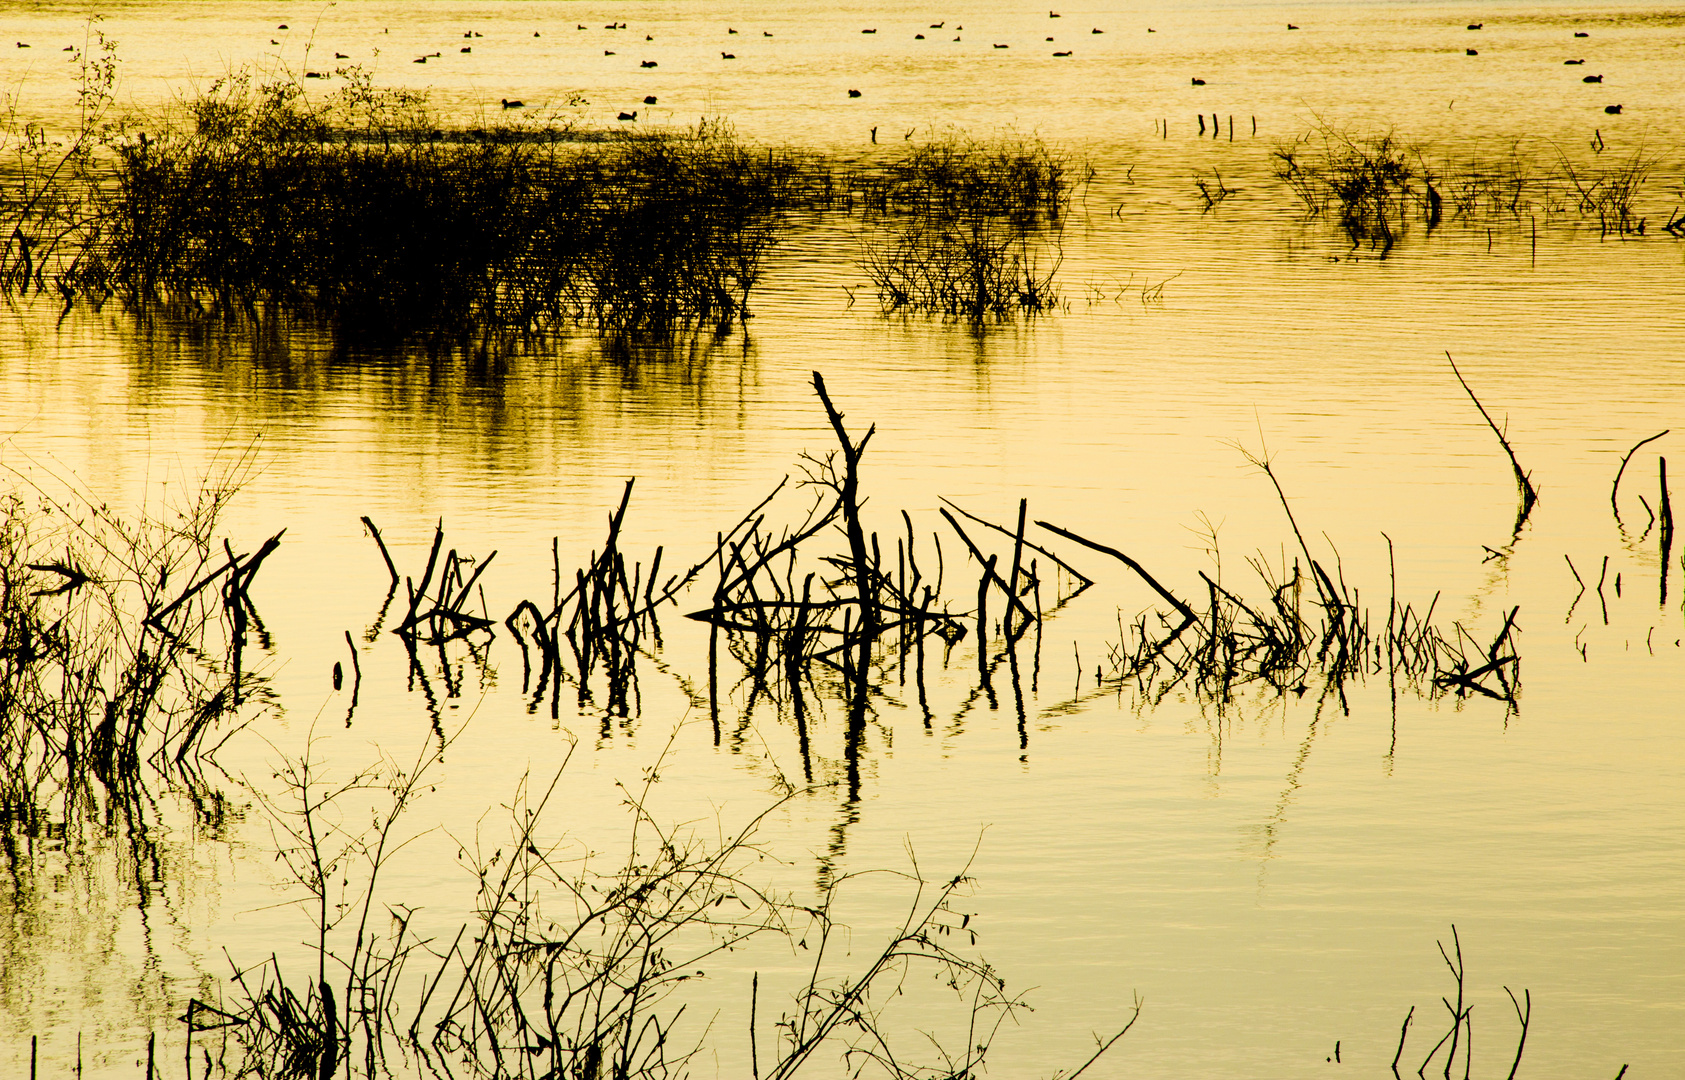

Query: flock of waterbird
[[9, 14, 1628, 122]]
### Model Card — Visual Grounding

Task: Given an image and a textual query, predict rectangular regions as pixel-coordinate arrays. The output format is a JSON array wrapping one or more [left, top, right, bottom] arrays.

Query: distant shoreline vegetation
[[2, 50, 1681, 345]]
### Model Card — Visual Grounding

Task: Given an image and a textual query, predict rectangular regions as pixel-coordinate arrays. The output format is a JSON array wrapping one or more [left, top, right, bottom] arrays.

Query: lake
[[1, 1, 1681, 1077]]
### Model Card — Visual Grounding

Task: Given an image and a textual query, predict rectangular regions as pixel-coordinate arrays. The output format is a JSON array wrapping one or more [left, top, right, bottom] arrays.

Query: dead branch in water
[[1610, 429, 1667, 529], [1446, 351, 1537, 534]]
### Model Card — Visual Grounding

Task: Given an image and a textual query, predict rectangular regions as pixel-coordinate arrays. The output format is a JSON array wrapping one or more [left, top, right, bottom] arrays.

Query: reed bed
[[856, 133, 1073, 319], [1273, 121, 1677, 250], [56, 71, 799, 342]]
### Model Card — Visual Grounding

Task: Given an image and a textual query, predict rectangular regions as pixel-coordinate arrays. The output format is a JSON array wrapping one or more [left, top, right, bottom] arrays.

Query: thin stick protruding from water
[[1610, 429, 1667, 525], [1446, 352, 1537, 531]]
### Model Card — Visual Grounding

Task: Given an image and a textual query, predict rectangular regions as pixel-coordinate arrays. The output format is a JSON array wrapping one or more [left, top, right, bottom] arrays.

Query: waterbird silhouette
[[1287, 23, 1299, 29], [930, 22, 944, 28], [271, 39, 280, 45], [1565, 58, 1584, 64], [1047, 36, 1054, 41], [764, 31, 773, 36], [1053, 49, 1071, 56], [848, 88, 862, 97], [501, 98, 524, 108], [1467, 23, 1482, 29], [1604, 104, 1621, 113], [305, 70, 323, 77], [1574, 30, 1589, 37], [1191, 77, 1206, 85], [15, 41, 29, 48], [1467, 48, 1477, 55], [335, 51, 348, 58], [278, 24, 288, 29], [862, 28, 877, 33], [618, 110, 638, 120], [721, 52, 735, 58], [1092, 27, 1103, 34], [640, 59, 657, 67], [994, 43, 1009, 48], [1583, 74, 1602, 82], [728, 28, 737, 34], [462, 47, 471, 52], [605, 49, 615, 55], [643, 95, 656, 104], [1051, 11, 1061, 17], [916, 33, 924, 39]]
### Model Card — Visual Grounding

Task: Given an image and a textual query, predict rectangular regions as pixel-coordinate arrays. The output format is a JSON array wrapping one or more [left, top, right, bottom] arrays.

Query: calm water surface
[[1, 1, 1682, 1077]]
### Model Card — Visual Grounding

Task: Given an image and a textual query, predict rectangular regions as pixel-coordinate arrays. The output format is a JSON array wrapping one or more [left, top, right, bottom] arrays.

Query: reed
[[0, 19, 120, 298], [0, 454, 277, 854]]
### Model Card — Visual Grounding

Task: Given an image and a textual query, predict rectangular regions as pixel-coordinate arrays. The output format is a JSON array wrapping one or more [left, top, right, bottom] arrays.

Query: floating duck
[[640, 59, 657, 67], [278, 24, 288, 29], [994, 43, 1009, 48], [1467, 22, 1483, 30], [462, 47, 472, 53], [1053, 50, 1072, 56], [721, 51, 735, 58], [1604, 104, 1622, 113], [1092, 27, 1103, 34], [862, 28, 877, 34], [1574, 30, 1589, 37], [605, 49, 615, 55], [643, 95, 657, 104], [930, 22, 944, 28], [1583, 73, 1602, 82], [1051, 11, 1061, 17], [1191, 77, 1206, 85], [848, 88, 862, 97], [335, 51, 349, 58], [617, 110, 637, 120], [501, 98, 524, 108], [1288, 23, 1299, 29], [916, 33, 925, 39], [1467, 48, 1478, 55], [1564, 58, 1584, 64], [305, 71, 323, 78]]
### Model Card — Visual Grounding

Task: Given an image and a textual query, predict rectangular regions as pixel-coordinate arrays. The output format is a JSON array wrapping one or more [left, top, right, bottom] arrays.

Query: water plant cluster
[[1269, 120, 1673, 251], [856, 133, 1073, 318], [69, 75, 793, 341], [7, 44, 1683, 339], [5, 366, 1660, 1076]]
